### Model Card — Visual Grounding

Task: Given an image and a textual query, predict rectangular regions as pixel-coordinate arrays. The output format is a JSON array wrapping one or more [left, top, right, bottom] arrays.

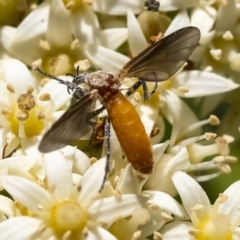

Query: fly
[[36, 27, 201, 191]]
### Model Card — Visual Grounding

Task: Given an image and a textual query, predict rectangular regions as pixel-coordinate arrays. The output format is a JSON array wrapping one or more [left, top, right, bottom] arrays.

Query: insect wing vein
[[39, 94, 94, 152], [122, 27, 200, 82]]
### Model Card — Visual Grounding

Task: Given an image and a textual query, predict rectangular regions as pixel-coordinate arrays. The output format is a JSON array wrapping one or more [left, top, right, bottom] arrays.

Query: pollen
[[49, 201, 87, 237], [5, 88, 45, 137], [17, 93, 35, 112]]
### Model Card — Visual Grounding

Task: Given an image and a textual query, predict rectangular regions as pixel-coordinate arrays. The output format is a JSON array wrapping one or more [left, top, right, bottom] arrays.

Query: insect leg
[[142, 81, 158, 100], [125, 79, 144, 98], [86, 106, 107, 147], [99, 117, 111, 192]]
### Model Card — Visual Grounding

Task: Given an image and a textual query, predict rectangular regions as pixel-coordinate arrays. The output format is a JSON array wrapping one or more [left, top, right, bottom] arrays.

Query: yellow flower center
[[195, 215, 232, 240], [41, 51, 75, 76], [62, 0, 93, 9], [50, 201, 87, 238], [5, 87, 44, 137]]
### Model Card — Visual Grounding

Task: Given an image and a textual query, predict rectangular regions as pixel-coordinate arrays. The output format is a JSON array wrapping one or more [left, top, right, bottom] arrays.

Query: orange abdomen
[[106, 91, 153, 174]]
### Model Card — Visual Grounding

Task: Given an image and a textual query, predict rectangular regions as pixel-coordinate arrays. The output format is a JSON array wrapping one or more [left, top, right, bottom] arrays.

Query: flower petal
[[100, 28, 128, 50], [127, 10, 148, 56], [86, 226, 117, 240], [0, 217, 43, 240], [46, 0, 72, 47], [143, 190, 189, 219], [85, 45, 129, 72], [88, 194, 148, 228], [117, 164, 140, 194], [78, 157, 106, 207], [1, 59, 35, 94], [0, 175, 52, 214], [160, 221, 193, 239], [165, 9, 190, 36], [93, 0, 143, 15], [45, 151, 73, 200], [172, 171, 211, 220], [173, 70, 239, 97], [218, 181, 240, 228]]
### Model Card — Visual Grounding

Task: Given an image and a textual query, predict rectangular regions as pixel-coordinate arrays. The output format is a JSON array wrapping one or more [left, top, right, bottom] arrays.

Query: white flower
[[1, 0, 129, 74], [0, 58, 71, 158], [160, 171, 240, 240], [0, 151, 147, 239]]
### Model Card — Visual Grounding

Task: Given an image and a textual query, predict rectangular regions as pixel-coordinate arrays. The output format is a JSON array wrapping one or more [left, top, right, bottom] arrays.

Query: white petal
[[218, 181, 240, 227], [0, 175, 52, 214], [160, 0, 198, 11], [0, 156, 39, 176], [70, 6, 99, 47], [62, 147, 90, 175], [78, 157, 106, 208], [46, 0, 72, 47], [92, 0, 143, 15], [152, 141, 170, 164], [45, 151, 73, 200], [0, 26, 16, 51], [100, 28, 128, 50], [85, 45, 130, 72], [0, 195, 15, 217], [10, 2, 49, 64], [86, 226, 117, 240], [215, 0, 238, 31], [160, 221, 193, 239], [117, 164, 140, 194], [127, 10, 148, 56], [88, 194, 148, 228], [1, 59, 35, 94], [137, 103, 159, 136], [165, 10, 190, 36], [172, 171, 211, 220], [143, 190, 189, 219], [38, 77, 72, 111], [173, 70, 239, 97], [0, 217, 42, 240], [191, 6, 216, 34]]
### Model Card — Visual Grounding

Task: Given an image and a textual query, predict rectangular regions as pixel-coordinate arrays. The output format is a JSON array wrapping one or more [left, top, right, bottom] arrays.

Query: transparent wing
[[122, 27, 200, 82], [39, 94, 95, 152]]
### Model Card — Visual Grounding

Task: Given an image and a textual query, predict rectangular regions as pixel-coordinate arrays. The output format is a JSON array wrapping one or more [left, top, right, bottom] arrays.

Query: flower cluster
[[0, 0, 239, 239]]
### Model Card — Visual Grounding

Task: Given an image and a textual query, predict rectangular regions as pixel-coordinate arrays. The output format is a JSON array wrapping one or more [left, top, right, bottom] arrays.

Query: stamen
[[16, 111, 28, 121], [148, 203, 160, 210], [74, 59, 90, 72], [177, 86, 189, 93], [153, 231, 162, 240], [39, 93, 51, 101], [1, 108, 12, 116], [219, 164, 231, 174], [161, 212, 173, 222], [7, 84, 15, 93], [39, 40, 50, 50], [66, 1, 75, 9], [209, 115, 220, 125], [188, 227, 199, 236], [210, 49, 222, 60], [71, 39, 80, 49], [132, 230, 141, 240], [205, 132, 217, 140], [222, 31, 233, 40]]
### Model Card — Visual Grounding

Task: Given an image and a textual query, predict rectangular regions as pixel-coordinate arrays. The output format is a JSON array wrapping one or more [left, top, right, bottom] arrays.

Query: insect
[[36, 27, 200, 191]]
